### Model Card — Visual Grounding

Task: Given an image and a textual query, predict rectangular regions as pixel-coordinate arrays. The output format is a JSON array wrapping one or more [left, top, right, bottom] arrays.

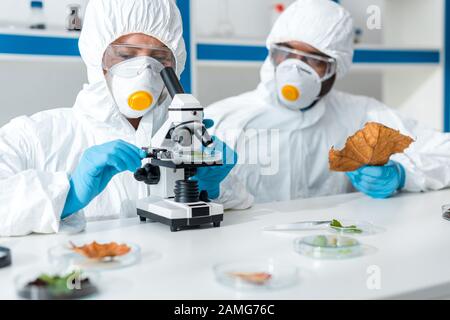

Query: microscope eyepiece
[[160, 67, 185, 98]]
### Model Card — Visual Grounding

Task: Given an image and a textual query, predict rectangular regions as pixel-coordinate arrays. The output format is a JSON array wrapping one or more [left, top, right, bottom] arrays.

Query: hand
[[192, 119, 237, 200], [62, 140, 147, 219], [346, 161, 406, 199]]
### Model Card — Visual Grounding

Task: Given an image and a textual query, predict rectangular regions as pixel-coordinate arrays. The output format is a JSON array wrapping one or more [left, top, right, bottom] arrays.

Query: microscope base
[[138, 209, 223, 232], [137, 196, 224, 232]]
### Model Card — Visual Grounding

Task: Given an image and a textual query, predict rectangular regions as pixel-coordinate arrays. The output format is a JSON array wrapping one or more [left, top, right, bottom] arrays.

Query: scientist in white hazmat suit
[[0, 0, 253, 237], [207, 0, 450, 203]]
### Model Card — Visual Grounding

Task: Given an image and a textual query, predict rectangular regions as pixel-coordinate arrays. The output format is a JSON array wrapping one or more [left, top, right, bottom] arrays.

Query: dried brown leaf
[[229, 272, 272, 285], [329, 122, 414, 172], [70, 241, 131, 260]]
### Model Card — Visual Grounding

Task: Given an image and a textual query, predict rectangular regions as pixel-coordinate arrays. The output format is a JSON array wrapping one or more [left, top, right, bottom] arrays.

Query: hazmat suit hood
[[74, 0, 186, 133], [258, 0, 354, 103]]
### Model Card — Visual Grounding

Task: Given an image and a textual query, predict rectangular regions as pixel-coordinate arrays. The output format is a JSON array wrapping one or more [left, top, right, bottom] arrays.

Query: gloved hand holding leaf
[[329, 122, 414, 172]]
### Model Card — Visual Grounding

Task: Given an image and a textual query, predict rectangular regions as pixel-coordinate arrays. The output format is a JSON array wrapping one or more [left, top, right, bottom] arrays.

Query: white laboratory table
[[1, 190, 450, 300]]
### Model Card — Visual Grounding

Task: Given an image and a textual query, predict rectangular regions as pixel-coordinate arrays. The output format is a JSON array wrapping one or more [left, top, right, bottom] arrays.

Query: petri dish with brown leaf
[[48, 240, 141, 271], [213, 259, 298, 291]]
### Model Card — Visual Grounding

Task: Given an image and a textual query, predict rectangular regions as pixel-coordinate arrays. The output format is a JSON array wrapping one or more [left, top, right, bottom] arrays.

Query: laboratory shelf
[[0, 29, 440, 64], [0, 53, 81, 62], [195, 37, 266, 47], [196, 60, 263, 68], [353, 48, 440, 64], [196, 42, 441, 65], [197, 43, 268, 62], [0, 28, 80, 57], [0, 33, 79, 57], [0, 26, 80, 38]]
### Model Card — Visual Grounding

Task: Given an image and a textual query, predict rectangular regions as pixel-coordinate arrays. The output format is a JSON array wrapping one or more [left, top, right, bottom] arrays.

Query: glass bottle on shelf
[[66, 4, 82, 31], [29, 0, 46, 30], [353, 27, 363, 44]]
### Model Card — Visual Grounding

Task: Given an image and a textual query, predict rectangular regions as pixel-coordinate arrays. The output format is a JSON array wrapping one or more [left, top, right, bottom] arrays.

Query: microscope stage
[[150, 158, 222, 169]]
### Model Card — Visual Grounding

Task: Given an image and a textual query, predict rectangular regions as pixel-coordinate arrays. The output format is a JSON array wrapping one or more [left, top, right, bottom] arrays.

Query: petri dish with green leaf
[[294, 234, 363, 259]]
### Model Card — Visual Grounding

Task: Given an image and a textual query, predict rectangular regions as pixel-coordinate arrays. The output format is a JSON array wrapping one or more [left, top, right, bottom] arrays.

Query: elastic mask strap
[[300, 100, 318, 113]]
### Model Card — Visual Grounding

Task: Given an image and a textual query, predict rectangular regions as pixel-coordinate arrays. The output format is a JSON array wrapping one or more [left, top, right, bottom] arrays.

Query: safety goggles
[[270, 44, 337, 80], [103, 44, 176, 74]]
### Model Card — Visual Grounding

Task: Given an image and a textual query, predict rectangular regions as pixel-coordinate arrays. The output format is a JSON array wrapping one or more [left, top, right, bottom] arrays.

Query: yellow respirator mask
[[270, 44, 337, 111], [275, 59, 322, 110], [106, 56, 165, 119]]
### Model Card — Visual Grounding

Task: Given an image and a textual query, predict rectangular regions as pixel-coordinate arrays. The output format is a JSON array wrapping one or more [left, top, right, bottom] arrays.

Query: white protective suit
[[0, 0, 252, 237], [208, 0, 450, 203]]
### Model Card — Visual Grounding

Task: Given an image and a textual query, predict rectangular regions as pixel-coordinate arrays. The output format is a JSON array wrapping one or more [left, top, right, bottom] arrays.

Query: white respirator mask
[[106, 56, 165, 119], [270, 44, 337, 111], [275, 59, 322, 111]]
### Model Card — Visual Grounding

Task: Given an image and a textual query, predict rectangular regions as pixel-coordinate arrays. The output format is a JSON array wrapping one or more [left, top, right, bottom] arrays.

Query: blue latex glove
[[203, 119, 214, 130], [191, 119, 237, 200], [62, 140, 147, 219], [346, 160, 406, 199]]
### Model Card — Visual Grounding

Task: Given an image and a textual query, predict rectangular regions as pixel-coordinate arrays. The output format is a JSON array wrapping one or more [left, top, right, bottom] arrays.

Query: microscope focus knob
[[172, 127, 193, 147], [134, 164, 161, 185], [134, 168, 147, 182]]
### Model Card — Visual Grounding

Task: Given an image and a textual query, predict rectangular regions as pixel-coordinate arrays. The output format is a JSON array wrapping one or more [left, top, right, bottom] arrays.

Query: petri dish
[[15, 268, 99, 300], [48, 241, 141, 271], [328, 220, 377, 236], [294, 235, 362, 259], [213, 259, 298, 291]]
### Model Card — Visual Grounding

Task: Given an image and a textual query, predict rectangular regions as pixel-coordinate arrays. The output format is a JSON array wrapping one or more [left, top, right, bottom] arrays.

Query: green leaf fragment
[[330, 219, 363, 233], [38, 274, 55, 284], [37, 271, 84, 295], [330, 219, 343, 228]]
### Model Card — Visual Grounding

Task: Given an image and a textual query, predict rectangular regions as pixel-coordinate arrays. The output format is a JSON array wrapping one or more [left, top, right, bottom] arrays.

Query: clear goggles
[[270, 44, 337, 80], [102, 44, 176, 75]]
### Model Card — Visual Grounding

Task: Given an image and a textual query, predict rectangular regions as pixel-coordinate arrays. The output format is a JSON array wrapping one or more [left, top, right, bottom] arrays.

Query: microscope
[[134, 67, 224, 232]]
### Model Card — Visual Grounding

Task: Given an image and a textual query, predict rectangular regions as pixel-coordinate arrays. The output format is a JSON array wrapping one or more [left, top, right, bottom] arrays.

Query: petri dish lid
[[15, 268, 99, 300], [294, 235, 363, 260], [48, 241, 141, 272], [213, 258, 298, 291], [328, 219, 378, 236]]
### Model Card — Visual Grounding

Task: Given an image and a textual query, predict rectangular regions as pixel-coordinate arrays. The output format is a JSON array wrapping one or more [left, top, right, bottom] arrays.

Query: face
[[103, 33, 174, 122], [103, 33, 175, 73], [274, 41, 337, 101], [273, 41, 333, 78]]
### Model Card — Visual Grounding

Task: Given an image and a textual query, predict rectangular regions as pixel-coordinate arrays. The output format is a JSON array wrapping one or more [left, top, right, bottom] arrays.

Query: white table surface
[[1, 190, 450, 300]]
